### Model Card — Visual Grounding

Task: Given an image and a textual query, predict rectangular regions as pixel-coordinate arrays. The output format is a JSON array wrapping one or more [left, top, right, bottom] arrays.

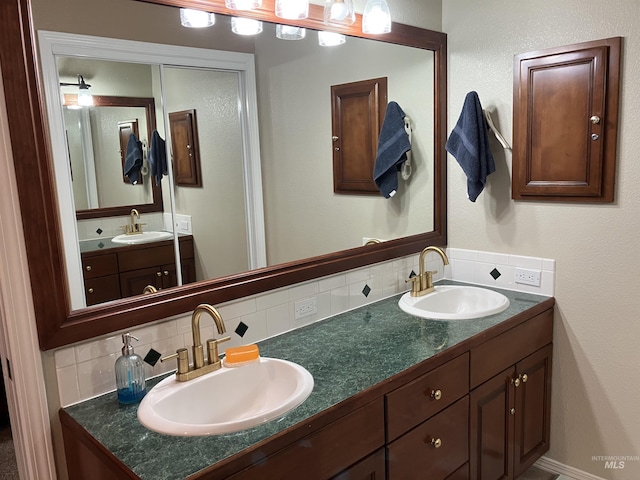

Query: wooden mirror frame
[[62, 94, 163, 220], [0, 0, 447, 350]]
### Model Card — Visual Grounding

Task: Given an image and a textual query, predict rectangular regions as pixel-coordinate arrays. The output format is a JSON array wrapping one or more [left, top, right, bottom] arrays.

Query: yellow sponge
[[224, 344, 260, 367]]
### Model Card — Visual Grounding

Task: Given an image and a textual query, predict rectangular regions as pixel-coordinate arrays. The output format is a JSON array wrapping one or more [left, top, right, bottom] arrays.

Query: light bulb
[[276, 0, 309, 19], [362, 0, 391, 34], [231, 17, 263, 35], [226, 0, 262, 10], [330, 2, 348, 21], [318, 31, 346, 47], [180, 9, 215, 28], [323, 0, 355, 26], [276, 25, 306, 40]]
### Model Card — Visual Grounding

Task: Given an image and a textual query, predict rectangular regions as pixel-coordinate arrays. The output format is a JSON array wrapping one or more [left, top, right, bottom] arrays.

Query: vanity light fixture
[[362, 0, 391, 34], [60, 75, 93, 107], [231, 17, 263, 35], [323, 0, 355, 26], [276, 25, 306, 40], [318, 31, 346, 46], [179, 8, 215, 28], [275, 0, 309, 19], [225, 0, 262, 10]]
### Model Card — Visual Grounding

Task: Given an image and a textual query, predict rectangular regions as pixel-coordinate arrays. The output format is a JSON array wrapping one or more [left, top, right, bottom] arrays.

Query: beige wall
[[443, 1, 640, 478]]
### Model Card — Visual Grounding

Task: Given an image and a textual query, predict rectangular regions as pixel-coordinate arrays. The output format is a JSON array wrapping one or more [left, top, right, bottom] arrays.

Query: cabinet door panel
[[387, 396, 468, 480], [84, 274, 121, 306], [120, 266, 162, 297], [514, 345, 553, 477], [332, 448, 386, 480], [470, 367, 515, 480]]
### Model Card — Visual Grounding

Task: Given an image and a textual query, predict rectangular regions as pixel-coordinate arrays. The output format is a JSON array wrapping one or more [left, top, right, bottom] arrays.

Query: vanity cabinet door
[[513, 345, 552, 478], [387, 396, 469, 480], [119, 266, 164, 296], [470, 345, 553, 480], [331, 448, 386, 480]]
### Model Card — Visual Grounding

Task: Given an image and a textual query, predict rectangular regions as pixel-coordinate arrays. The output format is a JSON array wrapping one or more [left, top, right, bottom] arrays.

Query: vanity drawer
[[117, 244, 175, 272], [84, 274, 121, 306], [386, 353, 469, 441], [387, 396, 469, 480], [81, 253, 118, 279], [228, 399, 384, 480], [470, 308, 553, 388]]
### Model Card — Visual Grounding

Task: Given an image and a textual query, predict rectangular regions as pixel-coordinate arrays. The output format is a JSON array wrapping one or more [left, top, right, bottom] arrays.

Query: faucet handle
[[161, 348, 189, 375], [406, 276, 421, 296], [206, 336, 231, 365]]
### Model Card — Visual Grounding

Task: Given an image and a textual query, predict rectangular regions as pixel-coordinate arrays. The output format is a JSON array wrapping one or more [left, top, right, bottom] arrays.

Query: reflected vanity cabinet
[[81, 236, 195, 305], [61, 306, 553, 480]]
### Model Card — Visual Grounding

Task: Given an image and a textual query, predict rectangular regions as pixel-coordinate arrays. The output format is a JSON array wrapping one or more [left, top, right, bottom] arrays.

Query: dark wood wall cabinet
[[81, 236, 195, 306], [331, 77, 388, 195], [512, 37, 622, 202], [60, 301, 554, 480], [169, 109, 203, 187]]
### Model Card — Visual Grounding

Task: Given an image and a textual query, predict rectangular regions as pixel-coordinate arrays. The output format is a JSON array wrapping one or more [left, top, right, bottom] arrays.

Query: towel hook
[[483, 110, 511, 150], [401, 116, 412, 180]]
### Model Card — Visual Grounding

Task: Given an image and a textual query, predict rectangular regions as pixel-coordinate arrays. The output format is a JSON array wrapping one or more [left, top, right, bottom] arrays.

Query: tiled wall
[[54, 248, 555, 407], [76, 212, 166, 241]]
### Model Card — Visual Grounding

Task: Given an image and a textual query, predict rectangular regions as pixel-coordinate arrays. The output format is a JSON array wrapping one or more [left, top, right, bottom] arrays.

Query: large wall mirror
[[0, 0, 447, 349]]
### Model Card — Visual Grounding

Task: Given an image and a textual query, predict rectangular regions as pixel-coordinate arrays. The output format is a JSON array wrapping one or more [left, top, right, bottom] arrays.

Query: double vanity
[[59, 281, 554, 480]]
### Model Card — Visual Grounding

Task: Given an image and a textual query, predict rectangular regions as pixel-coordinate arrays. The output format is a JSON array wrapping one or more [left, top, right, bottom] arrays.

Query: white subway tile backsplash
[[54, 249, 555, 406]]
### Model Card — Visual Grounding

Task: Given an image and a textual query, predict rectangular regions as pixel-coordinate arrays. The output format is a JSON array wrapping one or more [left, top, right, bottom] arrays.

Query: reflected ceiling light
[[225, 0, 262, 10], [276, 25, 306, 40], [231, 17, 263, 35], [323, 0, 355, 26], [60, 75, 93, 107], [362, 0, 391, 34], [276, 0, 309, 19], [318, 31, 346, 46], [180, 8, 215, 28]]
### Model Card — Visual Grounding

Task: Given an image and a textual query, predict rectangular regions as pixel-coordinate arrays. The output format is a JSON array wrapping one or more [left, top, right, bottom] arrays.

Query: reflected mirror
[[8, 0, 447, 348]]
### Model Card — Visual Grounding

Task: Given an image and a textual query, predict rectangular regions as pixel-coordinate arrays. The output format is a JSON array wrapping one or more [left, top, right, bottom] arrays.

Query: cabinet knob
[[510, 408, 516, 415], [430, 438, 442, 448], [88, 288, 94, 294], [512, 377, 521, 387], [430, 389, 442, 401], [521, 373, 528, 383], [590, 115, 601, 124], [85, 265, 92, 271], [156, 272, 162, 277], [332, 135, 339, 142], [163, 270, 169, 276]]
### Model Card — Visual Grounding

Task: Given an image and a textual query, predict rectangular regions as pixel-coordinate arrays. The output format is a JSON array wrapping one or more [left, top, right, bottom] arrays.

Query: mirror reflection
[[44, 16, 436, 311]]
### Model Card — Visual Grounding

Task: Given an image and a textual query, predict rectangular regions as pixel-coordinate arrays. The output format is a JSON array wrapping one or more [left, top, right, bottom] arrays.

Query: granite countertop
[[63, 281, 550, 479]]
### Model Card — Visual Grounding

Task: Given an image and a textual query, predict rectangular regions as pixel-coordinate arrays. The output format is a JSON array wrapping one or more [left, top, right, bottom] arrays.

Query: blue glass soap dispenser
[[115, 333, 147, 405]]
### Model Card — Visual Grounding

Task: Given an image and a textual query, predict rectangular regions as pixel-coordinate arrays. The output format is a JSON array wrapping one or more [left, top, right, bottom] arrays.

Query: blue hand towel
[[445, 91, 496, 202], [124, 133, 143, 184], [148, 130, 167, 186], [373, 101, 412, 198]]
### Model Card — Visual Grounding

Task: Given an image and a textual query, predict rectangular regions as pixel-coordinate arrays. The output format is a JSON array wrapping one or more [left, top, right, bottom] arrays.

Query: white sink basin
[[112, 231, 173, 245], [137, 357, 314, 436], [399, 285, 509, 320]]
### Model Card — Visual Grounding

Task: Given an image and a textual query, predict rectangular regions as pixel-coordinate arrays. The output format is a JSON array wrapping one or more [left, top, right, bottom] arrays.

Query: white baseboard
[[536, 456, 606, 480]]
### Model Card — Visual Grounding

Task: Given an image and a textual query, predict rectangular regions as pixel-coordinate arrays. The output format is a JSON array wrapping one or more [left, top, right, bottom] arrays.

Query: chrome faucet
[[408, 246, 449, 297], [161, 304, 230, 382]]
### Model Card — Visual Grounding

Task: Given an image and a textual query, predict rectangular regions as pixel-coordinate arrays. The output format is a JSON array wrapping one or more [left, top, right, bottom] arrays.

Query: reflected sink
[[399, 285, 510, 320], [137, 357, 314, 436], [112, 231, 173, 245]]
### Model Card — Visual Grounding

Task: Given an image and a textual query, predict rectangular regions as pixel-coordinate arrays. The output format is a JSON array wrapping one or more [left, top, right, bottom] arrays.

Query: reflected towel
[[373, 101, 412, 198], [148, 130, 167, 186], [445, 91, 495, 202], [124, 133, 143, 184]]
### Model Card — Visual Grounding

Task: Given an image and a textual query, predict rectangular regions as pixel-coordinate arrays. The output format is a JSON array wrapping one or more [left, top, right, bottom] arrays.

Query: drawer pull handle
[[430, 438, 442, 448], [430, 389, 442, 400], [521, 373, 528, 383], [85, 265, 92, 271], [88, 288, 94, 294]]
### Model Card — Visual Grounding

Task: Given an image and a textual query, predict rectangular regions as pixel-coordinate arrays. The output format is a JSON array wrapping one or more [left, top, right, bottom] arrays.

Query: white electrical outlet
[[294, 297, 317, 320], [514, 268, 541, 287]]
